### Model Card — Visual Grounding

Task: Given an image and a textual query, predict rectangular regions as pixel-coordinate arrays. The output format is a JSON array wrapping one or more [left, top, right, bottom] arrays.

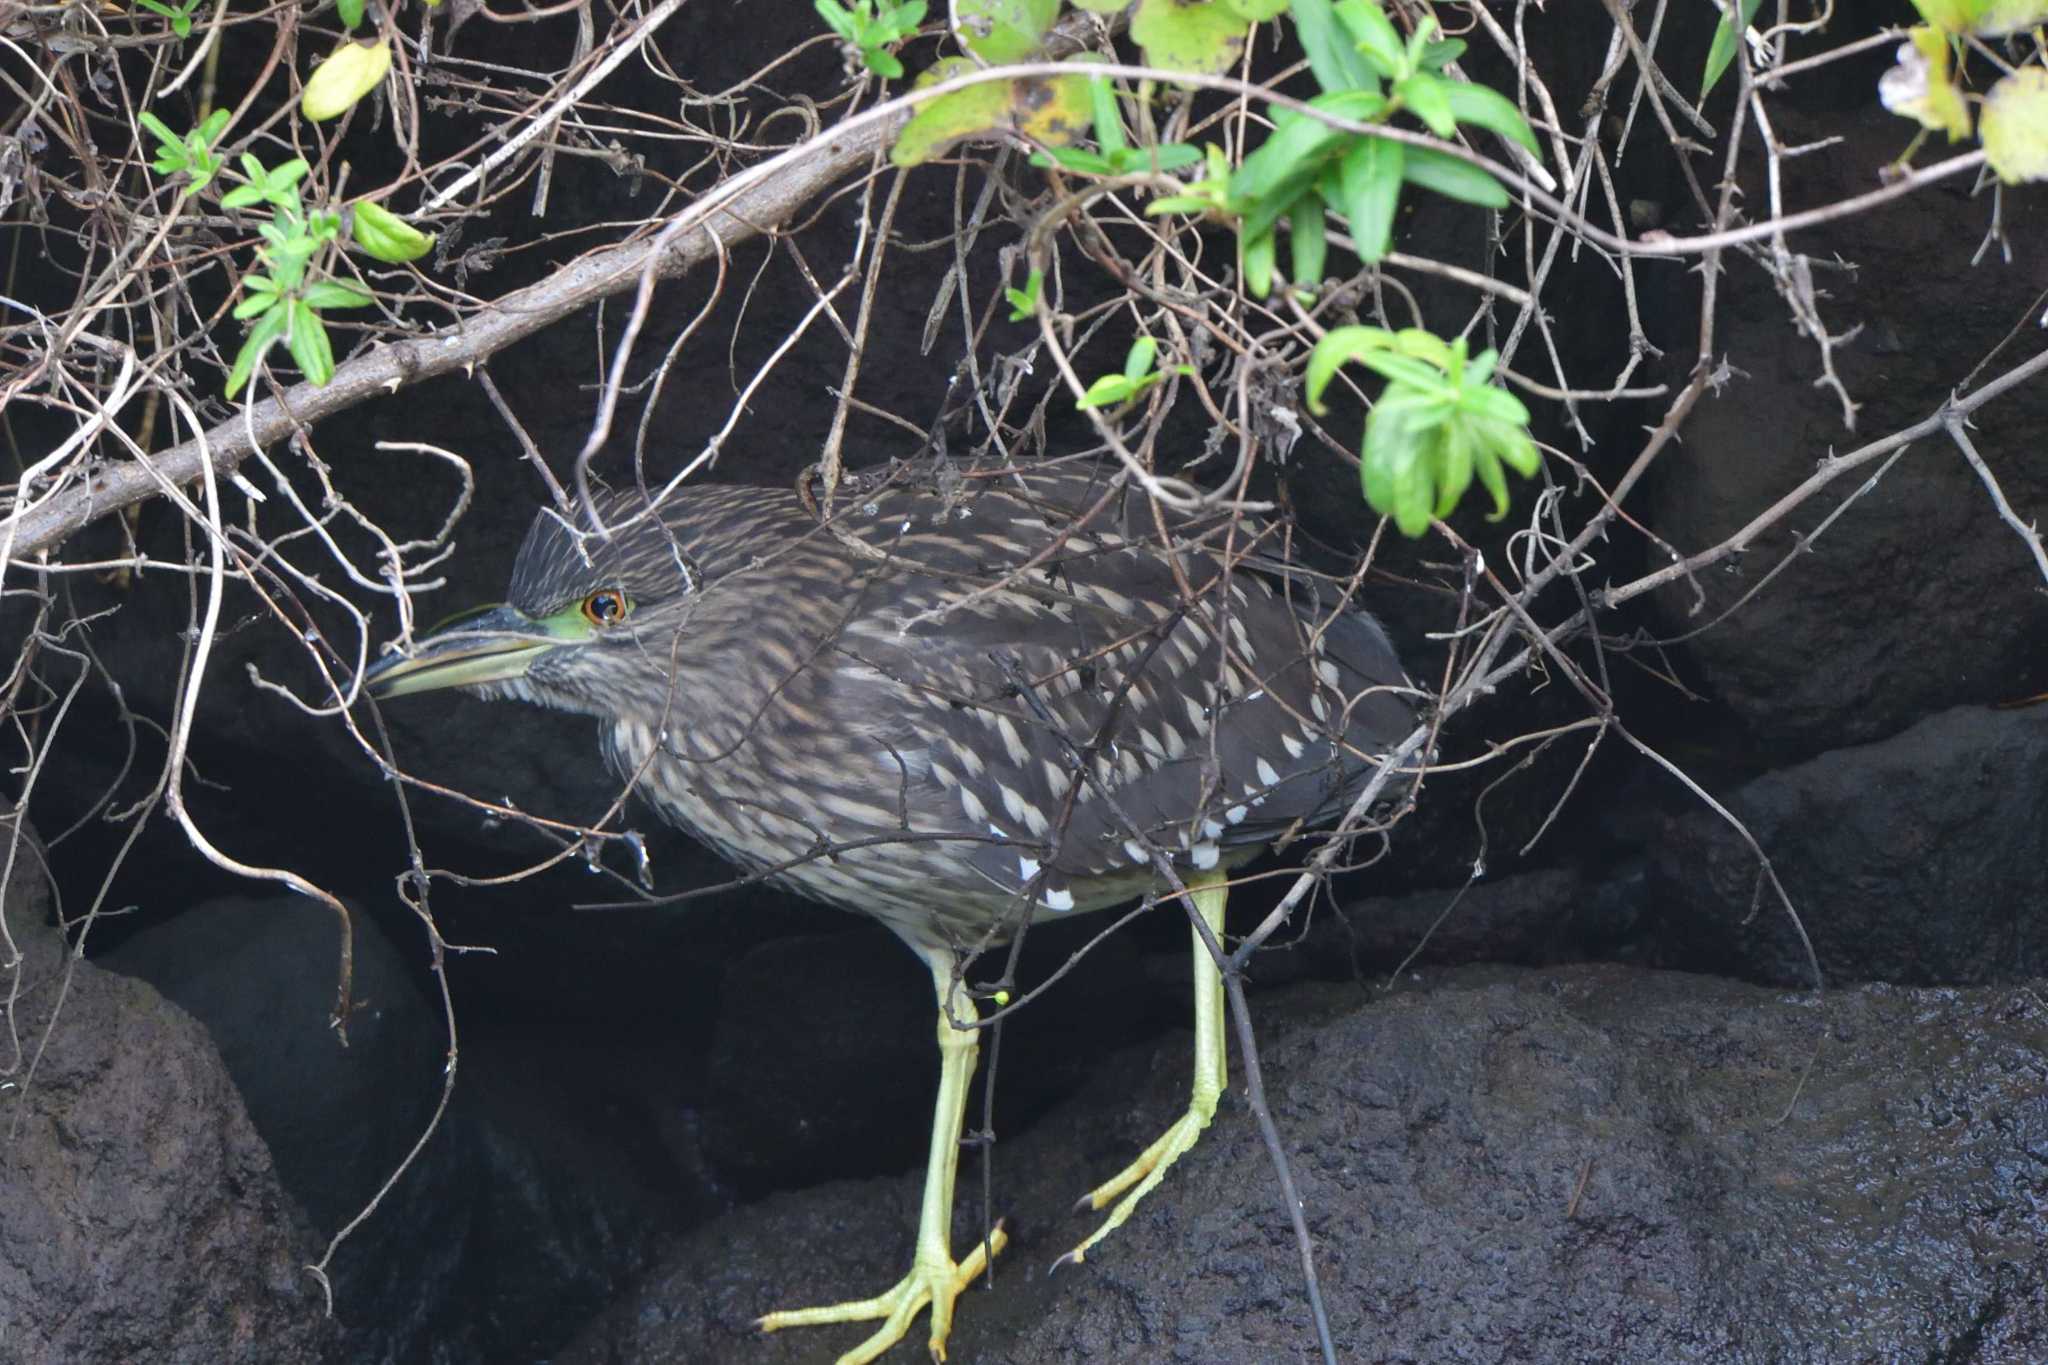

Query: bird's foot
[[1058, 1088, 1218, 1268], [757, 1222, 1007, 1365]]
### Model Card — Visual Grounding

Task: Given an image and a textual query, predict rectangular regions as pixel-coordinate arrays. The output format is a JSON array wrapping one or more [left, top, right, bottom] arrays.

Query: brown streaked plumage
[[365, 458, 1417, 1365]]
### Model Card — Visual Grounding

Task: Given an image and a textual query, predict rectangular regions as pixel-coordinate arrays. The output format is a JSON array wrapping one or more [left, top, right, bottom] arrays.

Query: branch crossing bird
[[366, 458, 1417, 1363]]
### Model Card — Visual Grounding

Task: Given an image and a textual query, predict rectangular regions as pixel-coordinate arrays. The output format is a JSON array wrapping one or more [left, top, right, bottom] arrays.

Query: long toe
[[757, 1223, 1007, 1365], [1062, 1104, 1213, 1267]]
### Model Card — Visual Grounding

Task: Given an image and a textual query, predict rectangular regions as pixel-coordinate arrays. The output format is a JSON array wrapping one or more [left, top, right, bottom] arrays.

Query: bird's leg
[[1061, 867, 1229, 1267], [757, 947, 1007, 1365]]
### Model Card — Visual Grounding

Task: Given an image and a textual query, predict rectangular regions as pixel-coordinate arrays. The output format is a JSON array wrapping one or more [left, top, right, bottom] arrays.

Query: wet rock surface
[[0, 823, 336, 1364], [561, 966, 2048, 1365]]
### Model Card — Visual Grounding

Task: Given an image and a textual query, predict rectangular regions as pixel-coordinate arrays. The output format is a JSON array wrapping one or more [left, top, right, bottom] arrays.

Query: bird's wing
[[820, 466, 1416, 908]]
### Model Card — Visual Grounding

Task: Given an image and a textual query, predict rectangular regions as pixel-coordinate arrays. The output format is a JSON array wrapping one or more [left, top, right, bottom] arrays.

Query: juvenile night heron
[[365, 459, 1414, 1363]]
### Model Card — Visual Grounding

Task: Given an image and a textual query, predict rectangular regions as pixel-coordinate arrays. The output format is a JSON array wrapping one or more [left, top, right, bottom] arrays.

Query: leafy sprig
[[1307, 327, 1540, 538], [137, 110, 229, 190], [132, 0, 204, 39], [816, 0, 927, 79]]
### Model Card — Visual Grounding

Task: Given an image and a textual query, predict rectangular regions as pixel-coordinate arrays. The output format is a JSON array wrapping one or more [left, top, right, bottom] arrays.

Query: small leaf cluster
[[138, 109, 229, 190], [132, 0, 204, 39], [816, 0, 927, 79], [1005, 267, 1043, 320], [1307, 327, 1538, 538], [1145, 0, 1536, 298], [1076, 336, 1187, 410], [219, 155, 368, 398], [1871, 3, 2048, 184]]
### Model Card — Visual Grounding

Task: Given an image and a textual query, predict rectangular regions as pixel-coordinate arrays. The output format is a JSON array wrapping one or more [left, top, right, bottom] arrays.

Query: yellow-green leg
[[758, 947, 1007, 1364], [1062, 867, 1229, 1267]]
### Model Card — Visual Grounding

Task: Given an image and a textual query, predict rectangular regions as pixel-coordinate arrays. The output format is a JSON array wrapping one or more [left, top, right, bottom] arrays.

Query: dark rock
[[101, 895, 468, 1364], [0, 816, 336, 1364], [99, 893, 693, 1365], [1270, 865, 1636, 982], [1648, 704, 2048, 986], [1645, 104, 2048, 757], [559, 964, 2048, 1365]]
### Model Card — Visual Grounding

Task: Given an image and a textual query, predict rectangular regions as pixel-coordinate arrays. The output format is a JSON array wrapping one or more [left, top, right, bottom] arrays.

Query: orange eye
[[581, 589, 629, 626]]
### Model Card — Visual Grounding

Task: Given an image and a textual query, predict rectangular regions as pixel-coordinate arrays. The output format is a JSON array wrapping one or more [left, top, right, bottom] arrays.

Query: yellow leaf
[[1981, 66, 2048, 184], [1877, 27, 1970, 142], [302, 39, 391, 123]]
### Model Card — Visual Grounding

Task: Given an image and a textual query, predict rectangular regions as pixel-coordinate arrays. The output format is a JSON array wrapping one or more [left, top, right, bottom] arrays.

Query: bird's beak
[[364, 604, 582, 700]]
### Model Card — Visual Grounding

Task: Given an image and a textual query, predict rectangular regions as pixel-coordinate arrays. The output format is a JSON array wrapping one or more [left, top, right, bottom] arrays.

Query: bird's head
[[364, 496, 704, 719]]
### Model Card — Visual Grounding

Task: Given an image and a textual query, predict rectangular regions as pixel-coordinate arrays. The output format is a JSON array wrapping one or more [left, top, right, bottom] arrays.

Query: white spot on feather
[[1191, 842, 1220, 869], [1256, 758, 1282, 787], [995, 715, 1030, 768]]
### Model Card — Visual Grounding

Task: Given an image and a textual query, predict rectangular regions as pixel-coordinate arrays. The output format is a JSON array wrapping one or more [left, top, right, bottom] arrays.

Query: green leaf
[[1442, 80, 1539, 153], [957, 0, 1056, 63], [1434, 415, 1474, 517], [1290, 194, 1327, 288], [352, 200, 437, 263], [1130, 0, 1249, 76], [1034, 147, 1116, 174], [1305, 325, 1391, 412], [302, 280, 376, 310], [285, 298, 336, 387], [1243, 228, 1275, 299], [1397, 71, 1455, 139], [1339, 134, 1403, 263], [137, 111, 180, 156], [1472, 431, 1511, 519], [232, 290, 280, 321], [1077, 374, 1137, 409], [1334, 0, 1406, 80], [1418, 37, 1465, 72], [226, 302, 291, 399], [219, 183, 263, 210], [1122, 336, 1159, 383], [1401, 144, 1508, 208], [1980, 66, 2048, 184], [1477, 413, 1540, 478], [1232, 90, 1386, 239], [1223, 0, 1288, 18], [879, 0, 927, 40], [1362, 390, 1439, 535], [337, 0, 366, 27], [1088, 76, 1128, 157], [1291, 0, 1379, 95], [1700, 0, 1763, 100], [815, 0, 855, 40], [1144, 143, 1205, 172], [1005, 267, 1043, 320]]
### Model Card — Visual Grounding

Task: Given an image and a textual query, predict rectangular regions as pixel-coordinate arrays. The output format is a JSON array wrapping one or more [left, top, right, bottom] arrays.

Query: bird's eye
[[581, 588, 630, 626]]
